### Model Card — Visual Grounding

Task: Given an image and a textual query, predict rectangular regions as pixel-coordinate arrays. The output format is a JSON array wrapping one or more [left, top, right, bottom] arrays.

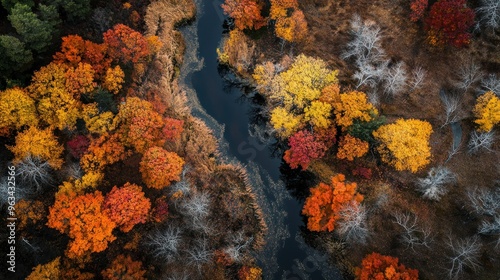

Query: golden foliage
[[16, 199, 46, 231], [102, 65, 125, 94], [26, 257, 61, 280], [218, 29, 255, 74], [304, 100, 332, 129], [140, 147, 185, 189], [9, 126, 64, 169], [101, 255, 146, 280], [0, 87, 38, 134], [65, 63, 96, 97], [373, 119, 433, 173], [81, 103, 117, 134], [270, 107, 304, 138], [473, 91, 500, 132], [332, 91, 377, 130], [81, 133, 128, 175]]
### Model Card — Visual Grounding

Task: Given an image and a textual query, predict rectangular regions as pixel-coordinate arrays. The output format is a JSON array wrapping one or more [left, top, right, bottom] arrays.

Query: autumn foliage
[[425, 0, 475, 48], [9, 126, 64, 169], [103, 183, 151, 232], [47, 191, 116, 258], [410, 0, 428, 22], [101, 254, 146, 280], [337, 134, 369, 161], [373, 119, 433, 173], [221, 0, 266, 30], [473, 91, 500, 132], [270, 0, 308, 42], [0, 87, 38, 135], [140, 146, 185, 189], [355, 252, 419, 280], [238, 265, 263, 280], [283, 130, 328, 170], [103, 24, 160, 63], [332, 90, 377, 130], [302, 174, 364, 232]]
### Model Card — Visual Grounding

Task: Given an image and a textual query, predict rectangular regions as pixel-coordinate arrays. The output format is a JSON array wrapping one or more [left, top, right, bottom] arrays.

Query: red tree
[[102, 183, 151, 232], [355, 252, 419, 280], [163, 117, 184, 141], [410, 0, 428, 22], [283, 130, 328, 170], [425, 0, 475, 48], [67, 135, 90, 159], [103, 24, 150, 63]]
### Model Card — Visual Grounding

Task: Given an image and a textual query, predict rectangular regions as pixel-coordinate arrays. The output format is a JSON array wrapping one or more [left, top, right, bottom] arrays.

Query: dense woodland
[[0, 0, 499, 279]]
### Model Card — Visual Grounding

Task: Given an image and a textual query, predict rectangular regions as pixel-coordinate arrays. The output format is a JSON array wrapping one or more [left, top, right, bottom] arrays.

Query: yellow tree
[[102, 65, 125, 94], [473, 91, 500, 132], [81, 103, 117, 134], [332, 91, 377, 130], [373, 119, 433, 173], [270, 107, 303, 138], [0, 87, 38, 135], [270, 0, 307, 43], [9, 126, 64, 169], [304, 100, 332, 129], [28, 62, 81, 130]]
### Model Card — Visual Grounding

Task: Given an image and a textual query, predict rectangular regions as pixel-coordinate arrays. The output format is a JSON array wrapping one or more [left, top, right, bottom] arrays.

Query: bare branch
[[467, 186, 500, 216], [480, 74, 500, 96], [476, 0, 500, 31], [383, 61, 408, 97], [446, 236, 482, 280], [467, 130, 495, 154], [393, 212, 433, 250], [410, 66, 426, 91], [440, 91, 462, 128], [417, 166, 457, 201], [455, 60, 482, 93], [336, 203, 370, 244]]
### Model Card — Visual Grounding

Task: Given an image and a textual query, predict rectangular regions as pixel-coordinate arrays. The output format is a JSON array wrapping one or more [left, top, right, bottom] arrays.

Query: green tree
[[8, 4, 58, 53], [1, 0, 34, 12], [42, 0, 91, 22], [0, 35, 33, 82]]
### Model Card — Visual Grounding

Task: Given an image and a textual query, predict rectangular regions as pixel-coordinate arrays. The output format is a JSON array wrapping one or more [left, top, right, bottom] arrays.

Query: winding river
[[179, 0, 342, 279]]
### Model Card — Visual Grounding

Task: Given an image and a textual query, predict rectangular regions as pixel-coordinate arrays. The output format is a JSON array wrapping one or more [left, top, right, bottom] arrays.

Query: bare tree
[[417, 166, 457, 201], [467, 187, 500, 216], [147, 226, 183, 262], [186, 239, 212, 272], [479, 215, 500, 235], [342, 14, 385, 64], [383, 62, 408, 97], [480, 74, 500, 95], [336, 203, 370, 244], [440, 91, 462, 128], [179, 191, 213, 234], [353, 59, 388, 89], [455, 60, 482, 93], [393, 212, 432, 251], [410, 66, 426, 91], [446, 236, 482, 280], [476, 0, 500, 31], [15, 155, 53, 194], [468, 130, 495, 154], [223, 231, 254, 263]]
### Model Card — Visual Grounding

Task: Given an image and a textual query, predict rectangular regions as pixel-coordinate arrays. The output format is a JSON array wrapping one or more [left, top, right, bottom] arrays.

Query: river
[[178, 0, 343, 279]]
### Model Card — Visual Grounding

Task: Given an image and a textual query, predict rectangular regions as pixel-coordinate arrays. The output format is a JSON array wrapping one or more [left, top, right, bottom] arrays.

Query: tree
[[102, 66, 125, 94], [393, 212, 432, 250], [28, 62, 81, 130], [47, 191, 116, 258], [417, 166, 456, 201], [163, 117, 184, 141], [481, 74, 500, 95], [9, 126, 64, 169], [8, 4, 58, 53], [102, 183, 151, 232], [81, 133, 128, 175], [26, 257, 61, 280], [43, 0, 91, 22], [355, 252, 419, 280], [336, 134, 369, 161], [101, 254, 146, 280], [440, 90, 462, 127], [67, 135, 90, 159], [373, 119, 433, 173], [1, 0, 34, 12], [342, 14, 385, 64], [332, 90, 378, 130], [0, 87, 38, 135], [476, 0, 500, 31], [238, 266, 263, 280], [81, 103, 117, 134], [221, 0, 266, 30], [456, 59, 482, 93], [140, 147, 184, 189], [303, 100, 332, 129], [425, 0, 475, 48], [473, 91, 500, 132], [466, 186, 500, 216], [336, 202, 369, 244], [15, 156, 53, 193], [302, 174, 364, 232], [218, 29, 255, 74], [410, 0, 428, 22], [383, 61, 408, 97], [147, 226, 183, 262], [270, 107, 303, 138], [274, 10, 308, 43], [468, 130, 495, 154], [103, 24, 153, 63], [446, 236, 482, 279], [64, 62, 96, 97], [0, 35, 33, 80], [283, 130, 328, 170]]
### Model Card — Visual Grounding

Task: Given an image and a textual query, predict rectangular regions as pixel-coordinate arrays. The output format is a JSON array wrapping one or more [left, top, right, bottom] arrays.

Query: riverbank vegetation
[[0, 0, 266, 279], [219, 0, 499, 279]]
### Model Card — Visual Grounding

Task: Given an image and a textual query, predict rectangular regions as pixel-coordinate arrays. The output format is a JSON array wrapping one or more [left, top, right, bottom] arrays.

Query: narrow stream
[[179, 0, 342, 279]]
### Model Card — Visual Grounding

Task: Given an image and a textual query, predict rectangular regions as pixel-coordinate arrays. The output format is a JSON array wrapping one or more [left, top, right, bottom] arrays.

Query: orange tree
[[139, 146, 184, 189], [103, 24, 160, 64], [101, 254, 146, 280], [373, 118, 433, 173], [337, 134, 369, 161], [355, 252, 419, 280], [47, 190, 116, 258], [102, 183, 151, 232], [270, 0, 307, 43], [221, 0, 266, 30], [473, 91, 500, 132], [302, 174, 364, 232]]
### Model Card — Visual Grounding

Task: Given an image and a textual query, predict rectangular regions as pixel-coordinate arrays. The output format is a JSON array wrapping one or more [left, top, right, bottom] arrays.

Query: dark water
[[183, 0, 343, 279]]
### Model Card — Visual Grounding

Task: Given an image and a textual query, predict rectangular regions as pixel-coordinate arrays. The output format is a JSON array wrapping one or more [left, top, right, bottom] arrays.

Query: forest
[[0, 0, 499, 279]]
